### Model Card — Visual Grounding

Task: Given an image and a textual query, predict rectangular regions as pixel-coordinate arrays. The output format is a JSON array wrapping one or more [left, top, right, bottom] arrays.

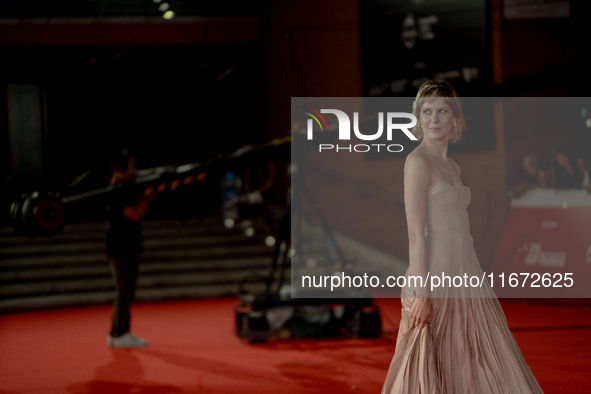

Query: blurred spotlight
[[169, 179, 180, 191], [163, 10, 175, 19], [153, 0, 162, 3], [265, 236, 276, 247], [224, 218, 235, 228], [244, 227, 255, 237], [585, 119, 591, 128], [581, 107, 588, 118], [159, 3, 169, 11], [196, 172, 207, 182]]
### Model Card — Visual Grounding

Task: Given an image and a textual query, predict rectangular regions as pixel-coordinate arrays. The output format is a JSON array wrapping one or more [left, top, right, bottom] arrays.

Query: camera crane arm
[[8, 136, 291, 238]]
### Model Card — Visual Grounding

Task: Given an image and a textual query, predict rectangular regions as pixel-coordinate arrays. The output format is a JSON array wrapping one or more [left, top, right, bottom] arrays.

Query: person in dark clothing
[[509, 153, 545, 199], [553, 144, 585, 189], [106, 149, 162, 348]]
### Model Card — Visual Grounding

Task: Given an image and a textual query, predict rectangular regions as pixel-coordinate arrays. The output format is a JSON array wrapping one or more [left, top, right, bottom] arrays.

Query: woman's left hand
[[409, 298, 432, 329]]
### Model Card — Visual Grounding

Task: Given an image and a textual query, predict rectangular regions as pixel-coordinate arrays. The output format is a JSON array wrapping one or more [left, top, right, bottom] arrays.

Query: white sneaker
[[107, 332, 148, 348]]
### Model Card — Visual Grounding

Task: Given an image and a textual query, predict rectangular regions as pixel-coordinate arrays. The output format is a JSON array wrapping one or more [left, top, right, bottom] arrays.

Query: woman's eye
[[439, 110, 448, 114]]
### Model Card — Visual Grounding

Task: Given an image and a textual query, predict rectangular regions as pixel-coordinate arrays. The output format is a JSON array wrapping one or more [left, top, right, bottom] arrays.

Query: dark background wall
[[1, 0, 590, 265]]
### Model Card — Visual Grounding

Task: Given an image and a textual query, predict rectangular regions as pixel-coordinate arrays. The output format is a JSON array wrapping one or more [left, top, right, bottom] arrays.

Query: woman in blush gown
[[381, 80, 543, 393]]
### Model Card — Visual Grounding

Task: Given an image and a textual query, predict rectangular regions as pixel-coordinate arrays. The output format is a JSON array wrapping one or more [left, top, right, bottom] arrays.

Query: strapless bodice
[[426, 185, 471, 236]]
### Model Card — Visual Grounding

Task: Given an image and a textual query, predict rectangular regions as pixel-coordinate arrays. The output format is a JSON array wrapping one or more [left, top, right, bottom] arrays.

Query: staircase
[[0, 215, 278, 313]]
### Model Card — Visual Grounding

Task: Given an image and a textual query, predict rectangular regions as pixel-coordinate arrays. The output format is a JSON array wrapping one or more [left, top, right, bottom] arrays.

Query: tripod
[[234, 158, 383, 342]]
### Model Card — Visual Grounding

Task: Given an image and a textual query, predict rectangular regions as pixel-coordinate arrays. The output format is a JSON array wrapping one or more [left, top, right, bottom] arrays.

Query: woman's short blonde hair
[[412, 80, 466, 143]]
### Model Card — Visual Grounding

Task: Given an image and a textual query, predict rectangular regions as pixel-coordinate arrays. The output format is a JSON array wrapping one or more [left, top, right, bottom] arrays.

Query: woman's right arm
[[403, 153, 432, 328]]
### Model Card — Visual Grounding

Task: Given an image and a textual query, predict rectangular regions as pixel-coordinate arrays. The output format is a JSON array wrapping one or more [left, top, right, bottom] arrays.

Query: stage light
[[163, 10, 175, 19], [224, 218, 235, 228], [153, 0, 161, 3], [265, 236, 276, 247], [159, 3, 169, 11], [244, 227, 255, 237], [585, 118, 591, 128]]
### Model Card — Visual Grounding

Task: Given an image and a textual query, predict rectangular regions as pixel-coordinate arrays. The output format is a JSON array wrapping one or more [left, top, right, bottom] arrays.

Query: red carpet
[[0, 297, 590, 393]]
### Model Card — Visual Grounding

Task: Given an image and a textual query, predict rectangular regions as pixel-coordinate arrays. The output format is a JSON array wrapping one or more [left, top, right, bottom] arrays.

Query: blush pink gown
[[381, 185, 543, 393]]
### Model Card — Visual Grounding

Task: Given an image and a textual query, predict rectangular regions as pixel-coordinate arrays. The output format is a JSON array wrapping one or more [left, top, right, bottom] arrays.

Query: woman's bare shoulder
[[404, 148, 432, 178], [405, 147, 430, 167]]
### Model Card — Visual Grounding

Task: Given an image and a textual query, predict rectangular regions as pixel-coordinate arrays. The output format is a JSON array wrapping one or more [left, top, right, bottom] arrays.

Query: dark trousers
[[108, 256, 139, 337]]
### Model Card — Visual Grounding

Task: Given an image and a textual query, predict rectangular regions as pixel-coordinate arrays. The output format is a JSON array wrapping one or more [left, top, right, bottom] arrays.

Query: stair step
[[0, 256, 274, 282], [0, 245, 272, 269], [0, 214, 285, 313], [0, 283, 262, 314], [0, 235, 267, 256], [0, 265, 273, 297]]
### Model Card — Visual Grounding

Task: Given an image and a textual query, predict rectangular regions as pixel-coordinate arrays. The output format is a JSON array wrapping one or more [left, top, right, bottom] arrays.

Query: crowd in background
[[511, 140, 591, 199]]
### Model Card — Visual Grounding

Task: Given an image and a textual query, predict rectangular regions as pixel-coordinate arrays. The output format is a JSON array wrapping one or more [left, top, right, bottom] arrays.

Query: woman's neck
[[421, 138, 449, 162]]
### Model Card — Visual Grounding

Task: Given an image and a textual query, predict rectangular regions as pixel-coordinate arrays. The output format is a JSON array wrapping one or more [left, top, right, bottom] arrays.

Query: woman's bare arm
[[403, 152, 433, 327]]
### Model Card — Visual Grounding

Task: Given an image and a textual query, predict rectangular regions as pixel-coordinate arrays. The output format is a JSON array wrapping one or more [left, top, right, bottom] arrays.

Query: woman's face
[[418, 98, 456, 142]]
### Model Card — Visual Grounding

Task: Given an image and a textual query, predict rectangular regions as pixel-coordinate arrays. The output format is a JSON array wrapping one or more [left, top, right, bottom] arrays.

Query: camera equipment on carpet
[[233, 137, 382, 344]]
